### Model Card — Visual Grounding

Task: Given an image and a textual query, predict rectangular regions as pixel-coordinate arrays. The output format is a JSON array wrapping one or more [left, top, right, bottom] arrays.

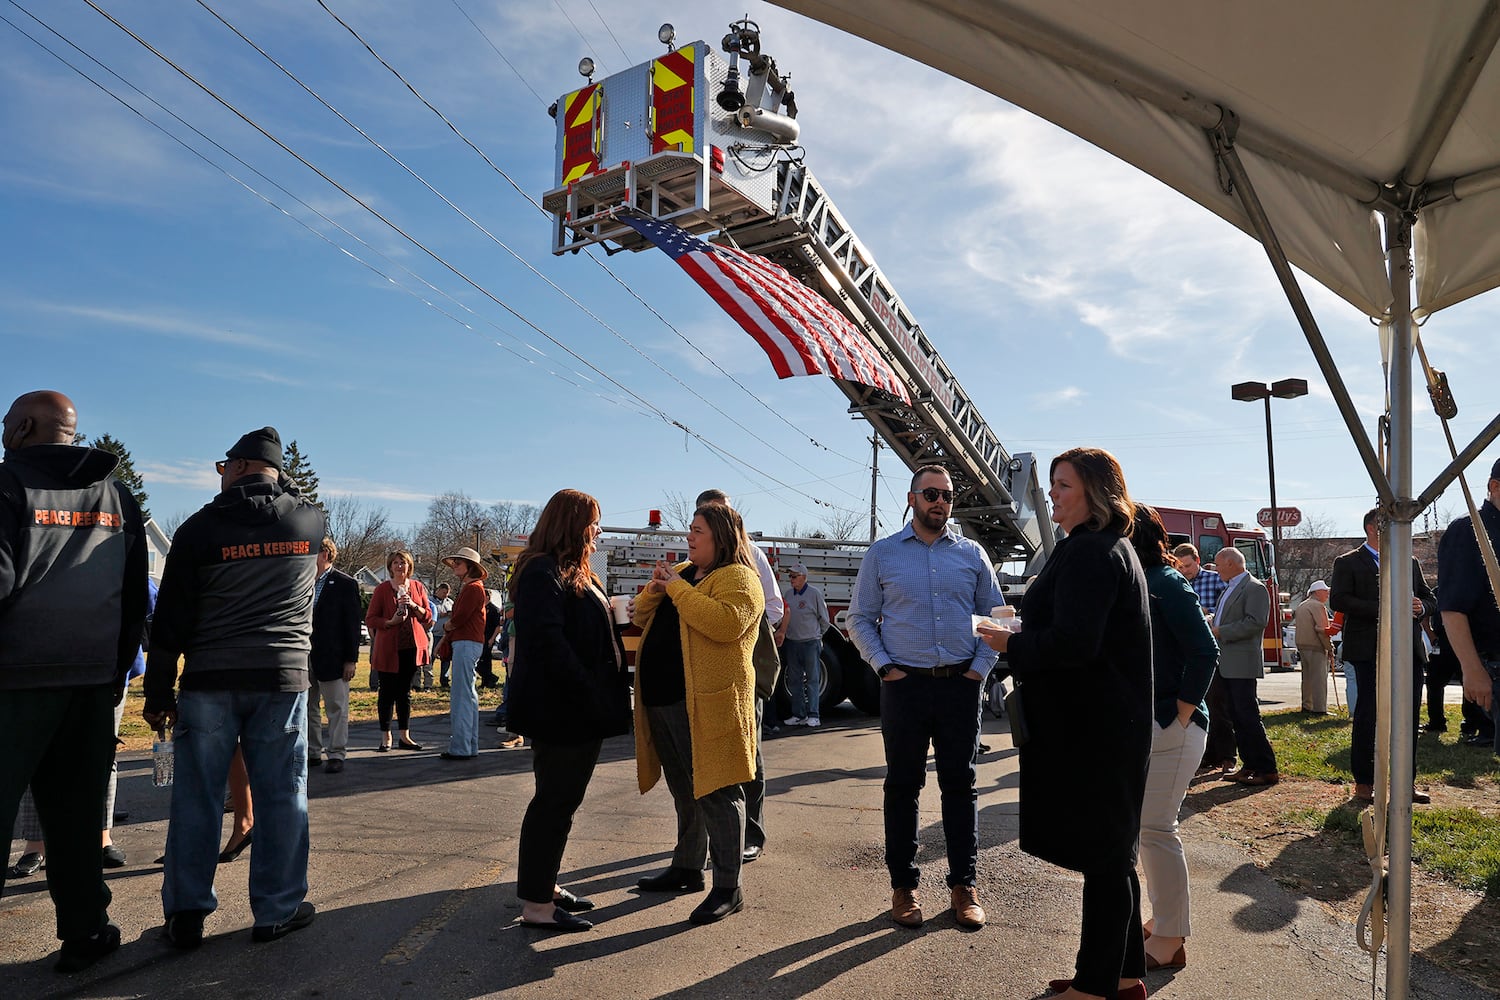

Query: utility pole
[[869, 435, 881, 542]]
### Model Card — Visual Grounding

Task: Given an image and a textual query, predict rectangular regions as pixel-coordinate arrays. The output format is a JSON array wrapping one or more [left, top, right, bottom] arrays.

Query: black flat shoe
[[376, 744, 390, 753], [742, 845, 763, 863], [218, 830, 252, 864], [689, 886, 743, 924], [399, 738, 424, 750], [7, 852, 44, 878], [519, 906, 592, 932], [553, 888, 595, 912], [55, 922, 120, 973], [102, 844, 127, 868], [637, 867, 705, 893]]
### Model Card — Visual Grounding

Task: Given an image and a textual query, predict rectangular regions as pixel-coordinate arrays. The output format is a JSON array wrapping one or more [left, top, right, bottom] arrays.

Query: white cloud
[[28, 301, 312, 356]]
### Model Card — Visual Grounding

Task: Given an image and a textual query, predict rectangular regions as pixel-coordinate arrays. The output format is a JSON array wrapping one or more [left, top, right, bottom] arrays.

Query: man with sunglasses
[[849, 465, 1005, 931]]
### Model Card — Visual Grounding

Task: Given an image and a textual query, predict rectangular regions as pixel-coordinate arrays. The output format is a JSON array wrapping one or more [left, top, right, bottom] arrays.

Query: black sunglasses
[[917, 487, 954, 503]]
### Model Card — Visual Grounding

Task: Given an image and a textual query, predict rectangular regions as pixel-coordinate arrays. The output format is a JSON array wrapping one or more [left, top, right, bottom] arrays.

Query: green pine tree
[[90, 433, 150, 519], [282, 439, 321, 507]]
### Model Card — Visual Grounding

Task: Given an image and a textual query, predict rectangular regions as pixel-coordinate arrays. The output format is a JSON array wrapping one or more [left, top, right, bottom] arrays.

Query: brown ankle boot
[[950, 884, 986, 928], [890, 887, 922, 928]]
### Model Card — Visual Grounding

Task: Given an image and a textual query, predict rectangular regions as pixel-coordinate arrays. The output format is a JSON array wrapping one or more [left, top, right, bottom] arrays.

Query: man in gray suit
[[1209, 548, 1279, 787]]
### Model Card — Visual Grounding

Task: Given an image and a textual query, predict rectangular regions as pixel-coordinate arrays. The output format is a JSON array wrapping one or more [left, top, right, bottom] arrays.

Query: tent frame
[[775, 2, 1500, 995]]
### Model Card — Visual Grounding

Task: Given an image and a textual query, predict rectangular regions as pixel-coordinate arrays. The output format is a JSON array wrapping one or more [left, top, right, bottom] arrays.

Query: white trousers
[[1139, 719, 1208, 937], [307, 675, 351, 762]]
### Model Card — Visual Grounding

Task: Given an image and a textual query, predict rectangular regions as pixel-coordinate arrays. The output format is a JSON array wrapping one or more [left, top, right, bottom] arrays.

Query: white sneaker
[[783, 717, 805, 726], [806, 718, 821, 728]]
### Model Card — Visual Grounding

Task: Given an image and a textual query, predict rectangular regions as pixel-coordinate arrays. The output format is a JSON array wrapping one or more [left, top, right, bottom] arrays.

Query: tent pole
[[1207, 130, 1394, 506], [1385, 211, 1417, 1000], [1417, 411, 1500, 509]]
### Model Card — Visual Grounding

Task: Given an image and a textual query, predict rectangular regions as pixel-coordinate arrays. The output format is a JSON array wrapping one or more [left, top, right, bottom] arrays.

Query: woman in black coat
[[979, 447, 1153, 1000], [507, 489, 631, 932]]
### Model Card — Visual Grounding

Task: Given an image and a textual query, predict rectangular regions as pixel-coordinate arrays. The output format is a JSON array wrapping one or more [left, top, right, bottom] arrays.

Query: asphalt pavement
[[2, 669, 1490, 999]]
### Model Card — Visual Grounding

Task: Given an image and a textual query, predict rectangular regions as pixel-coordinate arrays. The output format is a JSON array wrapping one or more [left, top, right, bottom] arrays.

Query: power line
[[1, 2, 653, 417], [447, 0, 546, 105], [299, 0, 868, 489], [550, 0, 607, 75], [584, 0, 633, 65], [70, 0, 865, 521]]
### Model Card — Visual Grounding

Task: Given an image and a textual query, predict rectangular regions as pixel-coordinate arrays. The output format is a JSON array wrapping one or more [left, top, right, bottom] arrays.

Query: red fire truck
[[1154, 506, 1284, 669]]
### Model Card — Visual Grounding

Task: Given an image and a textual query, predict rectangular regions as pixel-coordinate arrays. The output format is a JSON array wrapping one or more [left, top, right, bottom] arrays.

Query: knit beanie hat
[[226, 426, 283, 470]]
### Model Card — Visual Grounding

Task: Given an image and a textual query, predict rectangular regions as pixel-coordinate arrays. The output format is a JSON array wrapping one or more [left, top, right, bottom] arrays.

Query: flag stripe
[[617, 214, 912, 404]]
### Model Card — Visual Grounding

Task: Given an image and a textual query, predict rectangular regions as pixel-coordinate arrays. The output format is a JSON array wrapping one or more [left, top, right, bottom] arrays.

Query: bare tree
[[490, 500, 540, 539], [821, 507, 865, 542], [660, 490, 695, 531], [1277, 514, 1351, 601], [160, 509, 193, 538], [413, 491, 502, 588], [323, 494, 398, 574]]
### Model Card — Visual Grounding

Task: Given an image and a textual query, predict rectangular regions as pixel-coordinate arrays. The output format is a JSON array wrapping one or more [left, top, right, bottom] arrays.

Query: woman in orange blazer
[[365, 549, 431, 752]]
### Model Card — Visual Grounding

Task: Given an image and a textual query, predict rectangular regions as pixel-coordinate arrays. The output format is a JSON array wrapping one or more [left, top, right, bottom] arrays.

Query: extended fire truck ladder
[[541, 21, 1052, 572]]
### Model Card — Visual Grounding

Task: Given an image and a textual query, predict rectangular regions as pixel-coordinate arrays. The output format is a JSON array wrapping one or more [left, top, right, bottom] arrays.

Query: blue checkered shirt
[[1189, 567, 1226, 613], [848, 522, 1005, 673]]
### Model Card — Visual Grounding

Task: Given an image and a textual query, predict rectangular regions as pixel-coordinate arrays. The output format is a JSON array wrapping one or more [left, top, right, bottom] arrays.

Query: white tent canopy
[[772, 1, 1500, 995]]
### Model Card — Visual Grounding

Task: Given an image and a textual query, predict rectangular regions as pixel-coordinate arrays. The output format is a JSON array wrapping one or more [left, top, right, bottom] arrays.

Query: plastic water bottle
[[152, 729, 174, 787]]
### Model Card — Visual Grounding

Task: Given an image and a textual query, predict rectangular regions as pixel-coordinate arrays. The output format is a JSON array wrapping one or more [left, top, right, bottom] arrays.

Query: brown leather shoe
[[1352, 783, 1374, 803], [1238, 771, 1280, 787], [891, 887, 922, 928], [1223, 766, 1253, 783], [950, 884, 985, 929]]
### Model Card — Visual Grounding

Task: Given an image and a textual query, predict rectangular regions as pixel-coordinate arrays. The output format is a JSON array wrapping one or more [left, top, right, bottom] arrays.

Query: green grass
[[119, 650, 507, 751], [1265, 706, 1500, 897]]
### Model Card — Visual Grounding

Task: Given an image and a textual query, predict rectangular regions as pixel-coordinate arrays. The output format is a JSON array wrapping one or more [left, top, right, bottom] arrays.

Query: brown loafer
[[891, 887, 922, 928], [1238, 771, 1280, 787], [950, 884, 985, 929], [1223, 766, 1252, 783]]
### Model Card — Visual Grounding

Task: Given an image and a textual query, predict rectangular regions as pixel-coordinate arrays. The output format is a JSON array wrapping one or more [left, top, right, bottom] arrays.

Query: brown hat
[[226, 426, 283, 470], [442, 546, 489, 580]]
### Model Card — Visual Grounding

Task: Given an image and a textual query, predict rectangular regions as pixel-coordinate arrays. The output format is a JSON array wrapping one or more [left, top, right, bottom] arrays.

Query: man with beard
[[848, 465, 1004, 931]]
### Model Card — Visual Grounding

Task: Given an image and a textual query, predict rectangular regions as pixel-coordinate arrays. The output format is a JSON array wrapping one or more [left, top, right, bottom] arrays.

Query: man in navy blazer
[[1330, 507, 1435, 803], [308, 537, 364, 774], [1210, 547, 1278, 787]]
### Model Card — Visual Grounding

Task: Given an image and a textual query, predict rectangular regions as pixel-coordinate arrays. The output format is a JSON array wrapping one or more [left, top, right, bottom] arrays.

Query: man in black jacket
[[0, 390, 148, 973], [308, 537, 363, 774], [1329, 506, 1435, 804], [143, 426, 325, 949]]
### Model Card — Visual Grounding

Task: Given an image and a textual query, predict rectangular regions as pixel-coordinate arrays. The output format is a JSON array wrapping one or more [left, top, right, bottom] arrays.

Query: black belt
[[897, 661, 973, 679]]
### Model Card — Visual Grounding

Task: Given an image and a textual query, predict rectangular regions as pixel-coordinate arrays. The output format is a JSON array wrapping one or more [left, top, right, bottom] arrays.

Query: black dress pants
[[0, 684, 116, 942], [1073, 864, 1146, 996], [516, 738, 602, 903], [1202, 670, 1238, 765]]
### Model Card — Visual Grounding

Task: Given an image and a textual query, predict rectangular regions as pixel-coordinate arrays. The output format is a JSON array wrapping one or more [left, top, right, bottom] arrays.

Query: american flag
[[618, 214, 912, 404]]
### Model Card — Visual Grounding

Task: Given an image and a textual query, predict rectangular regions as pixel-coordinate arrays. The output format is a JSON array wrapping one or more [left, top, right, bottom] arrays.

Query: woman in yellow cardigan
[[632, 503, 764, 924]]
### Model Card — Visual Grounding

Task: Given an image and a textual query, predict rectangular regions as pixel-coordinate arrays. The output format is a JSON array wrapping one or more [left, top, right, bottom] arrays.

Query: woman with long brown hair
[[1129, 505, 1218, 973], [979, 447, 1152, 1000], [364, 551, 431, 752], [506, 490, 631, 932], [631, 503, 763, 925]]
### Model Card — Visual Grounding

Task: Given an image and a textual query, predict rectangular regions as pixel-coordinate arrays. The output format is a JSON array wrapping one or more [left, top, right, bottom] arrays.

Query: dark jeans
[[1073, 865, 1146, 996], [880, 670, 981, 889], [376, 647, 419, 731], [516, 739, 602, 903], [477, 654, 499, 688], [1202, 670, 1237, 764], [0, 684, 116, 942], [1222, 677, 1277, 774], [1348, 658, 1423, 786]]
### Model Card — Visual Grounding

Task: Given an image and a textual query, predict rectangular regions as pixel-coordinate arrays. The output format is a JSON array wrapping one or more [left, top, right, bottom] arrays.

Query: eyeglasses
[[917, 487, 954, 503], [214, 460, 227, 475]]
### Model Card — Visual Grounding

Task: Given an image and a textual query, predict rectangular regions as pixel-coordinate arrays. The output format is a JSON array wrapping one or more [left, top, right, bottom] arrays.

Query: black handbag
[[1004, 682, 1030, 748]]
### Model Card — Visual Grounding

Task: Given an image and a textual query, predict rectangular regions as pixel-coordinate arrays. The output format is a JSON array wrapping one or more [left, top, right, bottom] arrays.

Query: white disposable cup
[[609, 594, 632, 625]]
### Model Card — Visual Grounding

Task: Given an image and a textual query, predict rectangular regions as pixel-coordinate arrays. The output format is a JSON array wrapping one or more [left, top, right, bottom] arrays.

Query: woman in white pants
[[1129, 506, 1219, 972]]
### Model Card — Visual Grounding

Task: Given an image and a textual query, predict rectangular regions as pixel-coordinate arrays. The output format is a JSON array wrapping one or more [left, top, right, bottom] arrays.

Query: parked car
[[360, 623, 370, 645]]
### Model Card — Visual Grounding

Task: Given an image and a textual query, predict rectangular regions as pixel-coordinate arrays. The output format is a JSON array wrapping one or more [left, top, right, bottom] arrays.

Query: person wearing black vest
[[142, 426, 325, 949], [0, 390, 148, 973]]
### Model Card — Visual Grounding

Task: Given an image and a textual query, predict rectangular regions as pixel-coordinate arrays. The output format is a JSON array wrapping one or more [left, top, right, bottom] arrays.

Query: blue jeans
[[783, 638, 822, 720], [880, 670, 982, 888], [163, 690, 309, 927], [449, 640, 482, 756]]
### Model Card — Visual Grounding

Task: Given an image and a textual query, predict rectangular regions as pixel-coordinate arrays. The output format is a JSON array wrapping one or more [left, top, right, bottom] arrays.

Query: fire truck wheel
[[816, 644, 845, 714], [843, 650, 882, 716]]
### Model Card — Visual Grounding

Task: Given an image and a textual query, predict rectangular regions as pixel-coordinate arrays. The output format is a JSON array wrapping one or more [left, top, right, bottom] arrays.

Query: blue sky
[[5, 0, 1498, 566]]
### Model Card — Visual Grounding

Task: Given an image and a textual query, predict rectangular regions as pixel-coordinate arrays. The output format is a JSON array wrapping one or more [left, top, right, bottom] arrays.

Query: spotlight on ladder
[[578, 56, 595, 82], [658, 23, 676, 52]]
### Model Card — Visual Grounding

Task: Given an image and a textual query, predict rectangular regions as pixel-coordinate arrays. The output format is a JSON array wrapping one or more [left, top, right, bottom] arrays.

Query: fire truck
[[1154, 506, 1285, 669]]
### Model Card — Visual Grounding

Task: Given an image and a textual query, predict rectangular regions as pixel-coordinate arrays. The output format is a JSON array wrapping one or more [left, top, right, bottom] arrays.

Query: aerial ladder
[[542, 19, 1052, 572]]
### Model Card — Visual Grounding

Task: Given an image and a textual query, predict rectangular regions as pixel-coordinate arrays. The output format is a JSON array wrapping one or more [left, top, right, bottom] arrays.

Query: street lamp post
[[1230, 378, 1308, 591]]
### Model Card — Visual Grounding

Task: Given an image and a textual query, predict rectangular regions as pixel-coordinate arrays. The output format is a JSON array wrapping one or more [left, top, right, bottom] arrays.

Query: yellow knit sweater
[[633, 561, 763, 799]]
